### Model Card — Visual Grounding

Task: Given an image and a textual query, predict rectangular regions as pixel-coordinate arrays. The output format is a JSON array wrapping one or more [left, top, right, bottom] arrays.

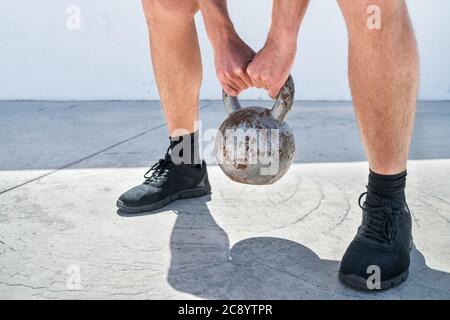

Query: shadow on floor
[[129, 195, 450, 299]]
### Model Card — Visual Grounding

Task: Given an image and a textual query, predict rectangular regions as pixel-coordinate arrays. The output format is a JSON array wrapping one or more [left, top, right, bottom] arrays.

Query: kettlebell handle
[[222, 75, 295, 122]]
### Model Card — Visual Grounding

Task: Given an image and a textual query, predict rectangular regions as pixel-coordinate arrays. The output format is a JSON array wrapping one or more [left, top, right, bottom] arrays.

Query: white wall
[[0, 0, 449, 101]]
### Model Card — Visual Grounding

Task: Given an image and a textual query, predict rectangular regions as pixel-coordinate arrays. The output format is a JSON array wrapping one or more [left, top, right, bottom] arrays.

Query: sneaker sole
[[339, 241, 413, 291], [116, 185, 211, 214], [338, 268, 409, 291]]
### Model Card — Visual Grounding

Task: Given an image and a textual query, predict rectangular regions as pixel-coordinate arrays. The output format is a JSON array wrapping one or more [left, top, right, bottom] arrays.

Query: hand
[[247, 37, 297, 99], [213, 34, 255, 96]]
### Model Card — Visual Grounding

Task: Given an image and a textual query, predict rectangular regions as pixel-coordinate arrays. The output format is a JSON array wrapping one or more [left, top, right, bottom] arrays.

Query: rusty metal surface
[[216, 76, 296, 185], [271, 75, 295, 122], [223, 91, 242, 115], [215, 106, 295, 185], [216, 75, 296, 185]]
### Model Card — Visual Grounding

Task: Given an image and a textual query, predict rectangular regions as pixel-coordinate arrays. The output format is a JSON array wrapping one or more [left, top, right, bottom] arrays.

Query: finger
[[249, 75, 265, 89], [268, 87, 280, 99], [228, 75, 248, 92], [222, 83, 239, 97], [225, 69, 249, 91], [218, 73, 241, 95], [234, 64, 254, 88], [250, 72, 270, 91], [246, 65, 260, 88], [259, 79, 270, 91], [269, 80, 286, 99], [240, 71, 254, 88]]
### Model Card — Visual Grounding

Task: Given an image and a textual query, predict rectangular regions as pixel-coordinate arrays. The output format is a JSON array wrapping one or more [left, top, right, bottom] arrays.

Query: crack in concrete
[[259, 177, 325, 233], [410, 208, 422, 228], [0, 239, 56, 273], [324, 178, 358, 235], [329, 197, 352, 233], [416, 197, 450, 223], [0, 281, 50, 291]]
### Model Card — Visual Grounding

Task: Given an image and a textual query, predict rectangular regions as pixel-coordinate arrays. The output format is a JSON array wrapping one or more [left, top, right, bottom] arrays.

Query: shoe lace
[[143, 146, 175, 184], [358, 191, 399, 244]]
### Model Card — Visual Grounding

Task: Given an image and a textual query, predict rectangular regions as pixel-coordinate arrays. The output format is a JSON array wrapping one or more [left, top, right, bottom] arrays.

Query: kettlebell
[[214, 75, 295, 185]]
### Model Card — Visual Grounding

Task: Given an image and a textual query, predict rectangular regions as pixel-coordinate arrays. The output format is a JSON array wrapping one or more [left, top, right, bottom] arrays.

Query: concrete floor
[[0, 100, 449, 299]]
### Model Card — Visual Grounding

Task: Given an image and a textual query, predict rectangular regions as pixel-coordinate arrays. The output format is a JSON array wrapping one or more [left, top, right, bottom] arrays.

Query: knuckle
[[260, 75, 269, 83], [218, 72, 226, 81], [234, 68, 243, 75]]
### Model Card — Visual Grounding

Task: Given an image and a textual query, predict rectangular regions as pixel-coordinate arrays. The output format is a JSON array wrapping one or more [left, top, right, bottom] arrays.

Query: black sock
[[169, 131, 201, 165], [367, 170, 407, 206]]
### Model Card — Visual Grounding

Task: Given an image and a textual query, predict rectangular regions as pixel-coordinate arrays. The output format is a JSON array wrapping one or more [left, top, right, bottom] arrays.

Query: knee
[[340, 0, 411, 43], [142, 0, 199, 21]]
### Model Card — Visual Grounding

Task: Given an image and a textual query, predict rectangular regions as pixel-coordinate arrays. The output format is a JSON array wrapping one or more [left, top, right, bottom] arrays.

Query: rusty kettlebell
[[214, 75, 295, 185]]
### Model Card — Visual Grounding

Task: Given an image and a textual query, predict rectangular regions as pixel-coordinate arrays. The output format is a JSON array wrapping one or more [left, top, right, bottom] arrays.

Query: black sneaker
[[339, 191, 413, 291], [117, 151, 211, 213]]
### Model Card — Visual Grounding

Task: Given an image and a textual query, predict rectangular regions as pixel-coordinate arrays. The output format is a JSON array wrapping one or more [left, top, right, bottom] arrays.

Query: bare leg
[[338, 0, 419, 174], [142, 0, 201, 136]]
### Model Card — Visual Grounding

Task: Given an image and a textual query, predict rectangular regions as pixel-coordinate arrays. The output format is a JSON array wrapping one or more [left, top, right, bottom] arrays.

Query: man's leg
[[338, 0, 419, 174], [338, 0, 419, 290], [117, 0, 211, 213], [142, 0, 202, 135]]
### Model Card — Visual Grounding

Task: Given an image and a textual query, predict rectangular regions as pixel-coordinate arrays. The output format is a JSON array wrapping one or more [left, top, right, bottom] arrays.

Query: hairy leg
[[338, 0, 419, 174], [142, 0, 202, 135]]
